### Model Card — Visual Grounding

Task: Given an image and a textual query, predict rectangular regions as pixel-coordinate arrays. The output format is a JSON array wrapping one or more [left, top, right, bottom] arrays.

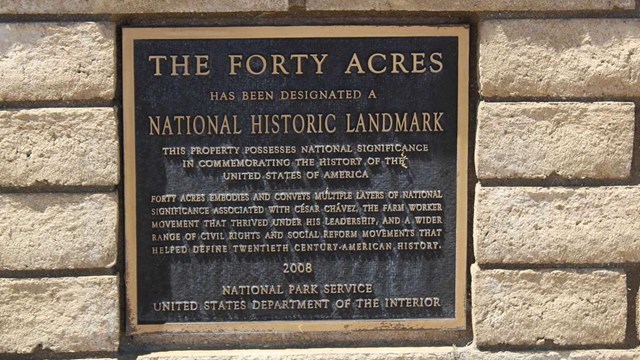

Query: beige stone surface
[[472, 266, 626, 347], [0, 193, 117, 270], [476, 102, 634, 179], [0, 22, 114, 101], [569, 350, 640, 359], [133, 327, 469, 349], [138, 348, 455, 360], [457, 348, 640, 359], [0, 276, 119, 353], [137, 349, 640, 360], [480, 19, 640, 98], [457, 347, 566, 359], [0, 0, 287, 13], [474, 185, 640, 264], [307, 0, 634, 11], [0, 108, 118, 186]]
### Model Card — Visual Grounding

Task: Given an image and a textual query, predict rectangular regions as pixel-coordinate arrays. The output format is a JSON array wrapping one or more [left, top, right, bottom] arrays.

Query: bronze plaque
[[123, 26, 468, 334]]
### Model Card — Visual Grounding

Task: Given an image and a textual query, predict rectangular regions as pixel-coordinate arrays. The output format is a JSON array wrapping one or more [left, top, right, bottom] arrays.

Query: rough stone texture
[[138, 348, 455, 360], [0, 22, 114, 101], [307, 0, 634, 10], [474, 185, 640, 264], [479, 19, 640, 98], [472, 266, 626, 347], [457, 347, 566, 359], [133, 328, 469, 349], [0, 276, 119, 353], [137, 349, 640, 360], [476, 102, 634, 180], [457, 348, 640, 359], [569, 350, 640, 359], [0, 0, 287, 13], [0, 193, 117, 270], [0, 108, 118, 186]]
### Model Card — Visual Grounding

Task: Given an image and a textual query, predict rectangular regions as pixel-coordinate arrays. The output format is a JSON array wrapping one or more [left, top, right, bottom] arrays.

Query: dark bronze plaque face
[[123, 26, 468, 334]]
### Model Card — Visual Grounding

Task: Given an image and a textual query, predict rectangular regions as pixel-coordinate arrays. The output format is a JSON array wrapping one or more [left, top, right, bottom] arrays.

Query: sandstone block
[[474, 185, 640, 264], [456, 348, 640, 359], [0, 108, 118, 186], [0, 0, 287, 13], [456, 347, 564, 359], [480, 19, 640, 98], [476, 102, 634, 179], [570, 350, 640, 359], [472, 266, 626, 347], [0, 22, 114, 101], [307, 0, 634, 11], [138, 348, 455, 360], [0, 193, 117, 270], [0, 276, 119, 353], [132, 328, 467, 349]]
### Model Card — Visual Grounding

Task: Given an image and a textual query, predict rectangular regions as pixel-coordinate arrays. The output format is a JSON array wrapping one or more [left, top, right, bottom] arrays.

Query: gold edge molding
[[123, 29, 140, 334]]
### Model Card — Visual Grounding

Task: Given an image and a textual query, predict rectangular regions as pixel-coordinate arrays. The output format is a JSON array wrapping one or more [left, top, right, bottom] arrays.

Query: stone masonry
[[0, 1, 638, 360]]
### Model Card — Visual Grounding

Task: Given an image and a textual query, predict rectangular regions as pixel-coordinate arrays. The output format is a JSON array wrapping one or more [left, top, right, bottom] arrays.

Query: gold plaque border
[[123, 25, 469, 335]]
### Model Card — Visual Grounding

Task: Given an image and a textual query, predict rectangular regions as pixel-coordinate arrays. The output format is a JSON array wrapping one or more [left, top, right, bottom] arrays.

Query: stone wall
[[0, 1, 638, 359]]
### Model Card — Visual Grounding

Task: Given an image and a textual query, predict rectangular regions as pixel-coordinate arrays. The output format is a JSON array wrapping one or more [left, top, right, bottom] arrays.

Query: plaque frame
[[123, 25, 469, 335]]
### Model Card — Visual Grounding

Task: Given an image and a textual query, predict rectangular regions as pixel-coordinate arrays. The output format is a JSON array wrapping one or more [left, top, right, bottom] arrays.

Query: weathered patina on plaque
[[123, 26, 468, 334]]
